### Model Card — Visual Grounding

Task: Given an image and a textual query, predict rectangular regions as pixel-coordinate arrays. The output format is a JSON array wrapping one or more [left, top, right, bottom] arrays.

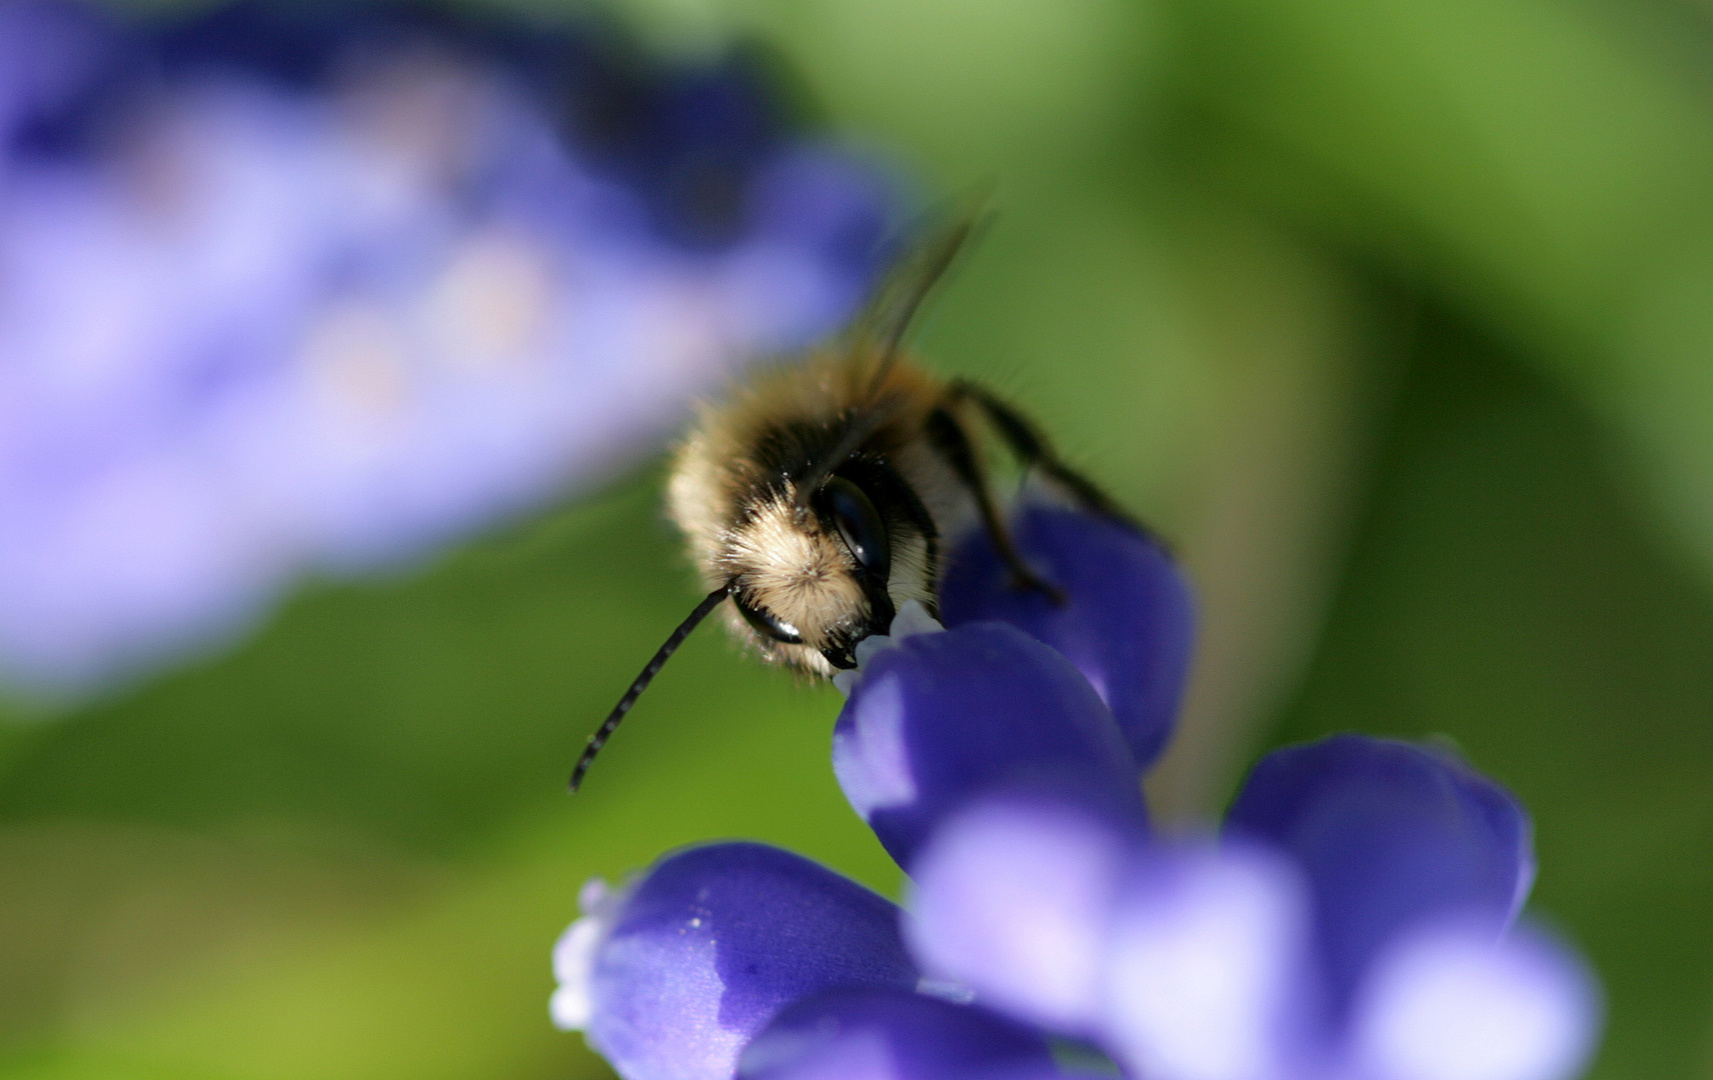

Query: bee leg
[[947, 379, 1148, 535], [925, 403, 1065, 603]]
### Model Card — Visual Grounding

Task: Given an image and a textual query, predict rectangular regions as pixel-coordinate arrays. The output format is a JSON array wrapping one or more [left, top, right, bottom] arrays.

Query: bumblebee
[[572, 214, 1127, 791]]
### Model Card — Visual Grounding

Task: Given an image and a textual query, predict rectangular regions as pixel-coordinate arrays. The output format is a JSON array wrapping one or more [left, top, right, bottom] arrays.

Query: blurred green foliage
[[1275, 303, 1713, 1078], [6, 0, 1713, 1077]]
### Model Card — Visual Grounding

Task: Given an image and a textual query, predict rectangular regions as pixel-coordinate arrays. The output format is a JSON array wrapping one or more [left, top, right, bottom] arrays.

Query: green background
[[4, 0, 1713, 1076]]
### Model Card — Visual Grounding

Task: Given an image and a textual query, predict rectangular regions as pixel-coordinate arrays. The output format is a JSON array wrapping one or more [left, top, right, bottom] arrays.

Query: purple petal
[[1224, 736, 1534, 1012], [905, 793, 1139, 1035], [1101, 843, 1313, 1080], [737, 987, 1056, 1080], [580, 843, 919, 1080], [1346, 919, 1601, 1080], [0, 0, 121, 141], [939, 501, 1195, 769], [833, 622, 1147, 870]]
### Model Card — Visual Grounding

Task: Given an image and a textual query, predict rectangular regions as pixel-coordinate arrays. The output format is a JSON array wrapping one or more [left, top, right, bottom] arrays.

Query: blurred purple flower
[[554, 502, 1602, 1080], [0, 0, 889, 694], [1224, 735, 1537, 1013], [908, 739, 1600, 1080], [559, 744, 1597, 1080]]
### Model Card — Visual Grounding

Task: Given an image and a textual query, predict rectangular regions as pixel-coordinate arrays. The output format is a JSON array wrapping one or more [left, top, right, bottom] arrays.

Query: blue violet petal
[[738, 986, 1058, 1080], [833, 621, 1147, 871], [939, 502, 1195, 770], [587, 842, 920, 1080], [1224, 735, 1534, 1013]]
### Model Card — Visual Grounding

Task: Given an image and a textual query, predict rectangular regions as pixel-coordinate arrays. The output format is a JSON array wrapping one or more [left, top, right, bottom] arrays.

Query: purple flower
[[1225, 736, 1536, 1012], [831, 503, 1190, 868], [555, 508, 1600, 1080], [906, 740, 1599, 1080], [552, 843, 921, 1080], [0, 0, 889, 695], [832, 615, 1148, 870]]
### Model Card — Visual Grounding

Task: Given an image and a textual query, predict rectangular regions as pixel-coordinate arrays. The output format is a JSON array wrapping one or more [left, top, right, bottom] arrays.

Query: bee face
[[719, 488, 873, 670], [719, 471, 913, 673]]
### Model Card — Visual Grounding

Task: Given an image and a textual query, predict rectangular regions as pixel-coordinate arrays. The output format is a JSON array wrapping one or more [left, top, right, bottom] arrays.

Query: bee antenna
[[861, 196, 995, 399], [569, 583, 733, 794]]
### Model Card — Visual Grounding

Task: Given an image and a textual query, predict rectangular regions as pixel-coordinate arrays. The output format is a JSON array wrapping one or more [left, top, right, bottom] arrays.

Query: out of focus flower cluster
[[553, 503, 1602, 1080], [0, 0, 887, 694]]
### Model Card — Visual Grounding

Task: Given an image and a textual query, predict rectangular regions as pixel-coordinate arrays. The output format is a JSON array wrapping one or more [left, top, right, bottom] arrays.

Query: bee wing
[[785, 200, 992, 512], [847, 197, 993, 394]]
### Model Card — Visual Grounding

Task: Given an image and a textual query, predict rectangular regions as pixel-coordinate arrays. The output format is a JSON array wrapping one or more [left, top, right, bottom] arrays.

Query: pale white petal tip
[[550, 876, 619, 1032], [905, 799, 1130, 1035], [578, 877, 610, 915], [1351, 921, 1601, 1080], [1102, 845, 1308, 1080], [832, 599, 945, 698]]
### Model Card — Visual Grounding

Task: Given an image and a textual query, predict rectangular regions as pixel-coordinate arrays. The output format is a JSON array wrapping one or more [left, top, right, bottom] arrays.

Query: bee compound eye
[[734, 593, 805, 645], [821, 475, 892, 581]]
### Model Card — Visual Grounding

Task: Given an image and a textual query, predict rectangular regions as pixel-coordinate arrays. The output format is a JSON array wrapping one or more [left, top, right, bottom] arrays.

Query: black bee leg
[[925, 404, 1064, 603], [946, 379, 1146, 534]]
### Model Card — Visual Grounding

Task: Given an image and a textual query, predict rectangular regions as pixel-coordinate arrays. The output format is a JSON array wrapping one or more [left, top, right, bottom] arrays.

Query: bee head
[[723, 474, 900, 672]]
